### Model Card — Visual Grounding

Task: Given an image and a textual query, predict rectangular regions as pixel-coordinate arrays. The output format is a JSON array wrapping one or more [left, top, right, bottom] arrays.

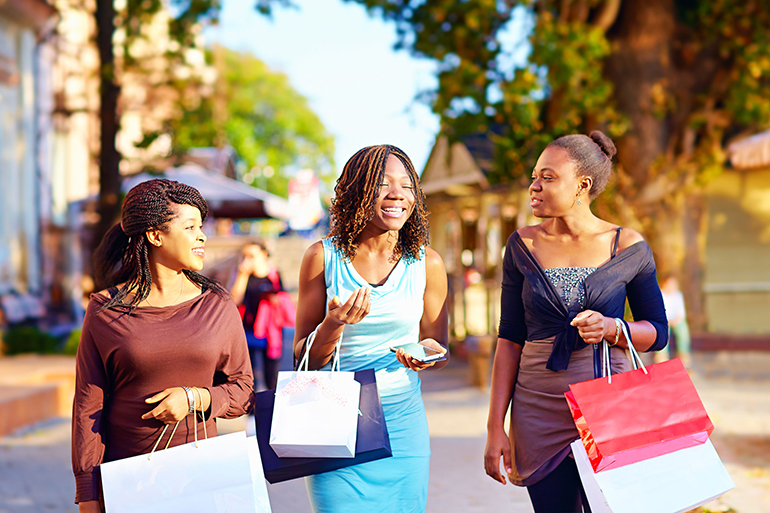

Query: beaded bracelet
[[181, 386, 196, 414]]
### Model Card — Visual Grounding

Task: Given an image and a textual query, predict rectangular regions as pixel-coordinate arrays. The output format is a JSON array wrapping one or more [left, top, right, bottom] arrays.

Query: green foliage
[[62, 328, 82, 356], [117, 0, 220, 72], [348, 0, 770, 184], [2, 327, 58, 356], [488, 10, 627, 182], [168, 47, 336, 197]]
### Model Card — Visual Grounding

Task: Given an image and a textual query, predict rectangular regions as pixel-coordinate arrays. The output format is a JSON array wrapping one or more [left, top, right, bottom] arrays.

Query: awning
[[728, 129, 770, 170], [121, 165, 290, 220]]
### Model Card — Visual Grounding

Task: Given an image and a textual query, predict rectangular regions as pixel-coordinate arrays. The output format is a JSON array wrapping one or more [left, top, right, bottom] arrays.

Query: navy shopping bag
[[254, 368, 392, 483]]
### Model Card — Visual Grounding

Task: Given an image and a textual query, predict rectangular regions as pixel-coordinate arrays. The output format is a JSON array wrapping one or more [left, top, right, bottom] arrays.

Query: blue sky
[[206, 0, 440, 174]]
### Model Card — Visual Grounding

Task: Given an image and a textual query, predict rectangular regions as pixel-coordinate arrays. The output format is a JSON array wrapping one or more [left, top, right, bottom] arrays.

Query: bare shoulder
[[299, 240, 326, 281], [617, 227, 645, 251], [301, 241, 325, 266], [516, 224, 540, 240], [423, 247, 446, 274]]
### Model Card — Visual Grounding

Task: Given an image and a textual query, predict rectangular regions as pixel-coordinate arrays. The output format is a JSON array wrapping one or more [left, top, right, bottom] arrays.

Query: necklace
[[145, 276, 185, 307]]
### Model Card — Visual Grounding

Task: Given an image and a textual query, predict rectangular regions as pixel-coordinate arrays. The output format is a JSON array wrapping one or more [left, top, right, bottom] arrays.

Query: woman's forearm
[[298, 317, 346, 369], [230, 272, 250, 305], [487, 338, 522, 431], [603, 318, 658, 351]]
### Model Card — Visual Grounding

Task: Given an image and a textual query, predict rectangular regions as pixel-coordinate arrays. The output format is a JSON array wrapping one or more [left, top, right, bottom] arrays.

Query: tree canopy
[[347, 0, 770, 329], [169, 46, 336, 197]]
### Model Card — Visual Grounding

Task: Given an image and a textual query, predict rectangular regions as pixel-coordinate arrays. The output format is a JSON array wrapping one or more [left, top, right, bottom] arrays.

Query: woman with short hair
[[230, 239, 288, 391], [484, 131, 669, 512]]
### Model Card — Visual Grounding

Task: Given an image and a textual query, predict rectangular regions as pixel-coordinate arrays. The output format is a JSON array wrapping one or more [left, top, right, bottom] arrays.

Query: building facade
[[0, 0, 58, 324]]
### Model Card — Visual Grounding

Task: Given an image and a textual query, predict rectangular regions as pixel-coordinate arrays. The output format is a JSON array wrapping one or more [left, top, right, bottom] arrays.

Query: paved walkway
[[0, 352, 768, 512]]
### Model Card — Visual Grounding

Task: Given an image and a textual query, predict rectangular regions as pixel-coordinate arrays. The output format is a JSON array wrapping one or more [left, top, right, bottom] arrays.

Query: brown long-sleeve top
[[71, 287, 254, 503]]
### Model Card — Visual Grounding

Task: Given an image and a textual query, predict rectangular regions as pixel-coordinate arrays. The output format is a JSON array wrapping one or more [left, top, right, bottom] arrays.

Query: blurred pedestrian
[[660, 275, 692, 368], [293, 144, 449, 513], [230, 240, 294, 391], [72, 179, 254, 513], [484, 131, 669, 513]]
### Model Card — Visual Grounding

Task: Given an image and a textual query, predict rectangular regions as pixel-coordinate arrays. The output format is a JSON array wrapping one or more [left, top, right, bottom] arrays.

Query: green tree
[[92, 0, 290, 254], [169, 46, 336, 197], [347, 0, 770, 330], [94, 0, 220, 252]]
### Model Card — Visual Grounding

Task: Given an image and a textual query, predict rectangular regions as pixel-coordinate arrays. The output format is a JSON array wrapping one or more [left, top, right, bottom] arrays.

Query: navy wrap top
[[498, 231, 669, 371]]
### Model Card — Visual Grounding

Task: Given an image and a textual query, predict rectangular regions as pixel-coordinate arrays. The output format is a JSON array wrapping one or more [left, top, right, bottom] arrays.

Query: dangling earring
[[577, 196, 582, 206]]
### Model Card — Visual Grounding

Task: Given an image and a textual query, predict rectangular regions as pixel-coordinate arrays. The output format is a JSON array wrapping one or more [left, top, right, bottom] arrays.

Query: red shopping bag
[[565, 357, 714, 473]]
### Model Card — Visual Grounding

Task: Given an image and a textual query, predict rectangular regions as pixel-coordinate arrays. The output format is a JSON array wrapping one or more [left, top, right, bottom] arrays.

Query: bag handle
[[601, 320, 647, 383], [297, 329, 343, 372], [147, 387, 209, 460]]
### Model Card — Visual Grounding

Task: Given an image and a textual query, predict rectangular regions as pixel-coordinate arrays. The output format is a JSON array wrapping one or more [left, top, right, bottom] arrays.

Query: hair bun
[[589, 130, 617, 159]]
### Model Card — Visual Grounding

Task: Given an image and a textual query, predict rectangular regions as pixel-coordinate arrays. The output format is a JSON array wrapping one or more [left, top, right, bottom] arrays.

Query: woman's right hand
[[325, 287, 371, 326], [78, 500, 102, 513], [484, 426, 513, 485], [237, 258, 254, 276]]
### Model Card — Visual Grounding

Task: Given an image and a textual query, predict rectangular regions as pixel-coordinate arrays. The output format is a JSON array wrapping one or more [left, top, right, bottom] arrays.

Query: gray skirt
[[508, 338, 631, 486]]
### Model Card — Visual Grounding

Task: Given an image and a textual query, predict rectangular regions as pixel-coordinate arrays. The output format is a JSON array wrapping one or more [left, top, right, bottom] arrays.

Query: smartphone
[[389, 342, 447, 363]]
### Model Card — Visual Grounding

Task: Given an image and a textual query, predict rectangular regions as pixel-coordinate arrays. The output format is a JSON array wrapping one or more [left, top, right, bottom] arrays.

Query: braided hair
[[93, 178, 226, 310], [327, 144, 430, 262]]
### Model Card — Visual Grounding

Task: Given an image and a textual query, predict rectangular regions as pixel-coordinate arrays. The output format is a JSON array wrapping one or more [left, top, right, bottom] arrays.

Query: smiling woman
[[292, 144, 449, 512], [72, 179, 254, 512]]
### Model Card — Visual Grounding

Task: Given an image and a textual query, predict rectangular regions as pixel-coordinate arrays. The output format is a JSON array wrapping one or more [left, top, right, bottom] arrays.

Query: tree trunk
[[603, 0, 709, 329], [605, 0, 675, 186], [681, 191, 708, 333], [94, 0, 122, 254]]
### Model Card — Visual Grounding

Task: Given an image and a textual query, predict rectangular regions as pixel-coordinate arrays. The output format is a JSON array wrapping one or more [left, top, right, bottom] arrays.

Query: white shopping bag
[[102, 430, 268, 513], [269, 330, 361, 458], [572, 438, 734, 513], [246, 435, 272, 513], [269, 370, 360, 458]]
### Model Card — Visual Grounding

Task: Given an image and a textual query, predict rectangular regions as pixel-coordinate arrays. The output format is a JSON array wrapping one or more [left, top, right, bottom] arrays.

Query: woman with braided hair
[[293, 144, 449, 512], [71, 179, 254, 512], [484, 131, 668, 512]]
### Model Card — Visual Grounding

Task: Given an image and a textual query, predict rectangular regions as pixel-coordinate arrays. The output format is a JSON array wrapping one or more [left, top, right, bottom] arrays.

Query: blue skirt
[[305, 386, 430, 513]]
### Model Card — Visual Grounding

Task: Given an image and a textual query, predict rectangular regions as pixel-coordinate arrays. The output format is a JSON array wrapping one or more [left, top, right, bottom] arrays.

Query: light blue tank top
[[322, 238, 425, 397]]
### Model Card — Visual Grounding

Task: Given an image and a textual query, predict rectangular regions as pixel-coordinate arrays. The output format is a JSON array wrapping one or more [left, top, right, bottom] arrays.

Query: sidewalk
[[0, 352, 768, 512]]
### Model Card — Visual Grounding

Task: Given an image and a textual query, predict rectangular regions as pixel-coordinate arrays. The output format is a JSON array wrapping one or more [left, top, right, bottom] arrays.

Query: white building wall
[[19, 29, 41, 294], [0, 9, 53, 300], [0, 15, 22, 295]]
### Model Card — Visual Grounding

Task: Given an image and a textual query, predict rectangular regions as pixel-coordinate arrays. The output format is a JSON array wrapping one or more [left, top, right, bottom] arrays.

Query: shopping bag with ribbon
[[101, 389, 270, 513], [565, 322, 714, 472], [571, 437, 734, 513], [269, 330, 361, 458], [255, 368, 391, 483]]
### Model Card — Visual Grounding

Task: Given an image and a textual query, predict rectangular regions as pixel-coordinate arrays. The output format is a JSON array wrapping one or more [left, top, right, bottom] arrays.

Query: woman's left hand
[[141, 387, 190, 424], [571, 310, 613, 345], [395, 338, 446, 371]]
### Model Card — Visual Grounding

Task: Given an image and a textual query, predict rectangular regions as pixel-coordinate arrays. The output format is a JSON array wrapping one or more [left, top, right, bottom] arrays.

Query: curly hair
[[327, 144, 430, 262], [93, 178, 226, 310]]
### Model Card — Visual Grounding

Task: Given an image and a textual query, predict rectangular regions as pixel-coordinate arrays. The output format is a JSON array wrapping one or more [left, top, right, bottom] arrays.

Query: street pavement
[[1, 352, 769, 512]]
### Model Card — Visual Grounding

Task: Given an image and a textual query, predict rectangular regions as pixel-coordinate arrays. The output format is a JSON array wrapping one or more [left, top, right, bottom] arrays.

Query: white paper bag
[[101, 431, 266, 513], [572, 438, 735, 513], [246, 435, 272, 513], [269, 370, 361, 458]]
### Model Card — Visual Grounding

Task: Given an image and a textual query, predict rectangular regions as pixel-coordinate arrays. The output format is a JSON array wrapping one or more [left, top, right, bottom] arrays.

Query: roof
[[420, 137, 488, 196], [121, 164, 290, 220]]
